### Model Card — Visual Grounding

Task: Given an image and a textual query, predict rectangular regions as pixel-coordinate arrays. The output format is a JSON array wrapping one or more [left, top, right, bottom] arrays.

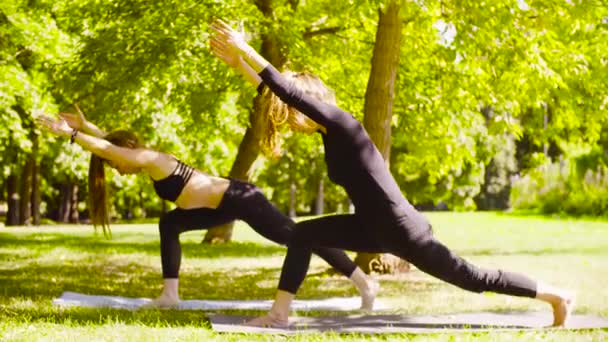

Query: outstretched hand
[[35, 114, 72, 137], [59, 104, 86, 130], [210, 35, 241, 68], [210, 19, 250, 66]]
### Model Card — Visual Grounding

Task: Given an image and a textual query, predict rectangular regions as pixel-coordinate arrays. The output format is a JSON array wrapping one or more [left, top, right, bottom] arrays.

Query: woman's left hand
[[35, 114, 73, 137]]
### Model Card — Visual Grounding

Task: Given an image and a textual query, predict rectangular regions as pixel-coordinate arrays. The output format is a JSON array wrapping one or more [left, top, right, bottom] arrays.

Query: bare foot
[[360, 279, 380, 311], [551, 292, 575, 327], [141, 295, 179, 309], [244, 313, 289, 328]]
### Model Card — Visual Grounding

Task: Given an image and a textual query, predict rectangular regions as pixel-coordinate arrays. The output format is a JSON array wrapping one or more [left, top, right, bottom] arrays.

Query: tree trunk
[[356, 0, 410, 274], [58, 183, 71, 223], [139, 191, 147, 219], [31, 133, 41, 225], [355, 252, 411, 274], [69, 184, 79, 223], [313, 177, 324, 215], [18, 156, 34, 226], [203, 9, 287, 243], [289, 180, 297, 218], [5, 174, 19, 226]]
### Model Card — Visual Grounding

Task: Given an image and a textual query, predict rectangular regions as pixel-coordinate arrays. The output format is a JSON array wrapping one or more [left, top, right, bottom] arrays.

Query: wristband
[[70, 129, 78, 144]]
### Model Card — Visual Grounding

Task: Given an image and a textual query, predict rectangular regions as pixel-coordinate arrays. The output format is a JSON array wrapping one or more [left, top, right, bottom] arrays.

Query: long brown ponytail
[[88, 130, 142, 237]]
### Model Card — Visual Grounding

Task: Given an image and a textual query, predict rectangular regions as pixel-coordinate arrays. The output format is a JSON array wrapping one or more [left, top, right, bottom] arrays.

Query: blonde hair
[[88, 130, 142, 237], [254, 71, 336, 157]]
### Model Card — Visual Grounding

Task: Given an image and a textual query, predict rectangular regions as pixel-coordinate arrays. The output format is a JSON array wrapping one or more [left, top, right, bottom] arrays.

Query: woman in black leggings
[[36, 108, 376, 309], [211, 19, 574, 327]]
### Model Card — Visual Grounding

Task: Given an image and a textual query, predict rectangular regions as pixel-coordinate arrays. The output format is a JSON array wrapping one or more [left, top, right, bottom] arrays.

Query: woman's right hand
[[210, 19, 251, 59], [210, 37, 242, 69], [58, 104, 86, 130]]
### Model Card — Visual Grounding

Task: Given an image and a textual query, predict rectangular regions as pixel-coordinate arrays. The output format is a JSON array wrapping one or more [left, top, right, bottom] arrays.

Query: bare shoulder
[[135, 150, 178, 180]]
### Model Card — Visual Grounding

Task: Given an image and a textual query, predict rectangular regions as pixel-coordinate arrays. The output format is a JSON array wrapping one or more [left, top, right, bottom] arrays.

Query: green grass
[[1, 212, 607, 341]]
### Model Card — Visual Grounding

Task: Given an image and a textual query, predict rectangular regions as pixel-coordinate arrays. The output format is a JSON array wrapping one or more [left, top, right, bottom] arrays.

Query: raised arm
[[36, 114, 159, 173], [210, 20, 349, 130]]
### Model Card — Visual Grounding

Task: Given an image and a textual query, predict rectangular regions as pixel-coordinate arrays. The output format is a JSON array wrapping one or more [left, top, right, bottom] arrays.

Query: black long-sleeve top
[[259, 66, 425, 225]]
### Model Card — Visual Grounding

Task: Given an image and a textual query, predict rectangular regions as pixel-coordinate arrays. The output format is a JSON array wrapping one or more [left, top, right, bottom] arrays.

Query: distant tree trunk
[[313, 177, 324, 215], [31, 133, 41, 225], [543, 108, 549, 157], [139, 191, 147, 219], [6, 174, 19, 226], [475, 107, 517, 210], [18, 157, 34, 225], [203, 6, 287, 243], [355, 0, 410, 275], [69, 184, 79, 223], [289, 181, 297, 218], [58, 183, 71, 223]]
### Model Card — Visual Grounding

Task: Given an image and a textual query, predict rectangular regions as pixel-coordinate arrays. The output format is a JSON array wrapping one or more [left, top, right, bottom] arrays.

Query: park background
[[1, 0, 607, 340]]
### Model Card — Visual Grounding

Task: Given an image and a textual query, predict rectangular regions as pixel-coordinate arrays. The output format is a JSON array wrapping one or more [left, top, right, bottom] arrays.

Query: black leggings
[[283, 213, 537, 298], [158, 179, 357, 293]]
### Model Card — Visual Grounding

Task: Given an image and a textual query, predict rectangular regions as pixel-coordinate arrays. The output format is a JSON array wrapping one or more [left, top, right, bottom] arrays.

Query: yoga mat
[[53, 291, 388, 311], [209, 312, 608, 334]]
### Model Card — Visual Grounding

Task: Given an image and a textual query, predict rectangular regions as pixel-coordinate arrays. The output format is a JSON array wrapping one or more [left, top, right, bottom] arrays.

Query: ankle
[[535, 283, 571, 305], [267, 309, 288, 324], [161, 278, 179, 300], [160, 292, 179, 301], [350, 268, 372, 291]]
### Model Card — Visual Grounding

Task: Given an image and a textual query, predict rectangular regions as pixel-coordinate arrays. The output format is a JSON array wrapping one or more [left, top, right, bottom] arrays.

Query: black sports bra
[[153, 160, 195, 202]]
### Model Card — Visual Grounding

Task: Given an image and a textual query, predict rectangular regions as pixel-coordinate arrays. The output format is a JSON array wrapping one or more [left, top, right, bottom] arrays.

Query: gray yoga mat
[[53, 291, 388, 311], [209, 312, 608, 334]]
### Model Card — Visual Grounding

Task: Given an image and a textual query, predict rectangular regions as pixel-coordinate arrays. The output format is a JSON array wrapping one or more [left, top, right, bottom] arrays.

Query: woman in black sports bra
[[36, 108, 377, 310]]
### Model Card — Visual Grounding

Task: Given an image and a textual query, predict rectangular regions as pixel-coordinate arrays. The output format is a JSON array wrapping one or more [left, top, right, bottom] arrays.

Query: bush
[[511, 157, 608, 218]]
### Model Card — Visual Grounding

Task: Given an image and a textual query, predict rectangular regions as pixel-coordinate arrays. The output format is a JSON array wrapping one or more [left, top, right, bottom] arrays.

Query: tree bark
[[139, 191, 147, 219], [356, 0, 410, 274], [58, 183, 70, 223], [289, 180, 297, 218], [69, 184, 79, 223], [31, 133, 41, 225], [5, 174, 19, 226], [18, 156, 34, 226], [313, 177, 324, 215]]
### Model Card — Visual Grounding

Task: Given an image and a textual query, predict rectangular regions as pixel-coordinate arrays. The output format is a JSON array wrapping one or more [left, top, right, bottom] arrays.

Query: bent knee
[[285, 228, 312, 248]]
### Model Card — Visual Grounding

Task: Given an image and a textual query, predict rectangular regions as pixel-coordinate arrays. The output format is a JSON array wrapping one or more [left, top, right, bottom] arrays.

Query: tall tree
[[354, 0, 410, 274]]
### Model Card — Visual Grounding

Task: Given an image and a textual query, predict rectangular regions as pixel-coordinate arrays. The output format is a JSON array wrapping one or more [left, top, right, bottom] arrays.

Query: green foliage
[[0, 0, 72, 162], [511, 157, 608, 217], [1, 0, 607, 221]]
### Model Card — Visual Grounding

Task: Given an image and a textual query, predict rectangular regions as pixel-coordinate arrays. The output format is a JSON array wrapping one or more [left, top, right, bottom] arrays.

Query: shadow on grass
[[0, 261, 380, 302], [3, 231, 604, 263], [0, 259, 289, 300], [0, 232, 286, 259], [1, 306, 212, 328]]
